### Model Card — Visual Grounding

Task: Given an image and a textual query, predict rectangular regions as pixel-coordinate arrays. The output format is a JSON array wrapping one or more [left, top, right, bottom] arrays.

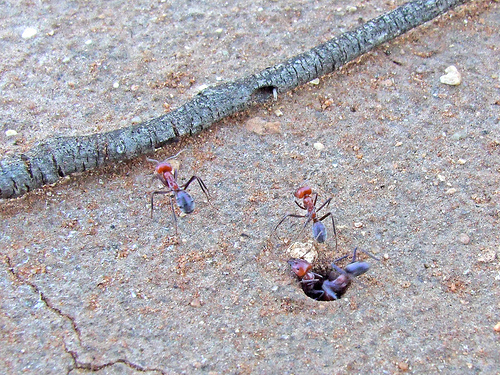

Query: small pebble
[[22, 27, 37, 39], [477, 249, 496, 263], [457, 159, 466, 165], [451, 130, 468, 141], [131, 116, 142, 124], [190, 298, 202, 307], [346, 5, 357, 12], [287, 240, 317, 263], [383, 253, 389, 260], [245, 117, 281, 135], [113, 82, 120, 88], [446, 188, 457, 195], [313, 142, 325, 151], [274, 109, 283, 117], [5, 129, 18, 137], [309, 78, 320, 85], [494, 322, 500, 332], [440, 65, 462, 86], [353, 222, 363, 228], [398, 362, 409, 371], [458, 233, 470, 244]]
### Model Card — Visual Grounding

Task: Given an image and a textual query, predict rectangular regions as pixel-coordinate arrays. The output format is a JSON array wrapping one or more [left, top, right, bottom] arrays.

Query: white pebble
[[113, 82, 120, 88], [85, 39, 93, 45], [131, 116, 142, 124], [313, 142, 325, 151], [309, 78, 320, 85], [353, 222, 363, 228], [458, 233, 470, 245], [5, 129, 18, 137], [22, 27, 37, 39], [440, 65, 462, 86]]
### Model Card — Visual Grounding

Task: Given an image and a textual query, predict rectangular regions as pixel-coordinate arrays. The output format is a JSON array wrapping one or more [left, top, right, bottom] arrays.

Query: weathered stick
[[0, 0, 469, 199]]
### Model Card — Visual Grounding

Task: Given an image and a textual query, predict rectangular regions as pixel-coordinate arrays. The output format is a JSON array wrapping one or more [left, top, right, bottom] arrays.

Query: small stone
[[245, 117, 281, 135], [437, 174, 446, 182], [190, 298, 202, 307], [446, 188, 457, 195], [85, 39, 93, 45], [477, 249, 497, 263], [274, 109, 283, 117], [451, 130, 468, 141], [346, 5, 357, 12], [459, 233, 470, 244], [395, 141, 403, 147], [309, 78, 320, 85], [353, 222, 363, 228], [380, 78, 394, 87], [313, 142, 325, 151], [5, 129, 18, 137], [131, 116, 142, 124], [398, 362, 409, 371], [494, 322, 500, 332], [457, 159, 466, 165], [440, 65, 462, 85], [22, 27, 37, 39], [113, 82, 120, 88], [383, 253, 389, 260], [287, 240, 317, 263]]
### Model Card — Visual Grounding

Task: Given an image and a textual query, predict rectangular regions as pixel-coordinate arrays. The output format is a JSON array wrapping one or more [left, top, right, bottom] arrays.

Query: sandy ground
[[1, 0, 499, 374]]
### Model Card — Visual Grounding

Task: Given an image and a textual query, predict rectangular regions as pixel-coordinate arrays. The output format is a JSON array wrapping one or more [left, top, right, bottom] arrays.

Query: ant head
[[294, 186, 312, 199], [288, 259, 312, 278], [156, 162, 173, 174]]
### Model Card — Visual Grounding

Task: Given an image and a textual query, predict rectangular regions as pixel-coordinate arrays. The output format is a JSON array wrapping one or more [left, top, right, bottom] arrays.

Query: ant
[[148, 151, 210, 234], [275, 186, 336, 248], [289, 248, 378, 301]]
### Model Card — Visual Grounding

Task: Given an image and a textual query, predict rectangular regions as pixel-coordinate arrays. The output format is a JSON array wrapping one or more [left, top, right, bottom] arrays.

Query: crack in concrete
[[3, 255, 167, 375], [64, 343, 166, 374]]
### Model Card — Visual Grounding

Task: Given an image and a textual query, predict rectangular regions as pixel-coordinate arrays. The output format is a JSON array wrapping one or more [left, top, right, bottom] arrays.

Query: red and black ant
[[275, 186, 337, 248], [289, 248, 378, 301], [148, 151, 210, 234]]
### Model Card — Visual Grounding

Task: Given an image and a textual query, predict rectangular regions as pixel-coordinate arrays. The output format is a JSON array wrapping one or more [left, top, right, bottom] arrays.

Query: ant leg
[[151, 190, 172, 218], [274, 213, 307, 239], [318, 211, 338, 254], [355, 248, 380, 262], [294, 200, 306, 210], [316, 197, 333, 213], [183, 176, 210, 202], [169, 195, 178, 235]]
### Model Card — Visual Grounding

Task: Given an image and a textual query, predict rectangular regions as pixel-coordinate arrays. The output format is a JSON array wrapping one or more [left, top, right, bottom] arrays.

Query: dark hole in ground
[[289, 249, 376, 301]]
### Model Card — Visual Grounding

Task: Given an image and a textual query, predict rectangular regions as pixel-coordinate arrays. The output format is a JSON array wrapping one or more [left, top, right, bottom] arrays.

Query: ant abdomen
[[312, 221, 327, 243], [176, 190, 195, 214], [344, 261, 370, 277]]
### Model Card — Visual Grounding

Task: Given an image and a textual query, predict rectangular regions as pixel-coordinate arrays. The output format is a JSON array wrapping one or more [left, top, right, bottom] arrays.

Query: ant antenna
[[147, 149, 186, 165]]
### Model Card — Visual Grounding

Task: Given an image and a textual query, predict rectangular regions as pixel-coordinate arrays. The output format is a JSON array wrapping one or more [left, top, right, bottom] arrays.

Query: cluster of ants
[[148, 152, 378, 301]]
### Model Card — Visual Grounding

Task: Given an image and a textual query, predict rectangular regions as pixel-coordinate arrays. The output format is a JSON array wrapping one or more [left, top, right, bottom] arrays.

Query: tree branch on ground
[[0, 0, 469, 199]]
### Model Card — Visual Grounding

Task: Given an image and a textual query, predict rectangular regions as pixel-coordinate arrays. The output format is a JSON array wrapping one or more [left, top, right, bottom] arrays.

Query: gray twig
[[0, 0, 469, 199]]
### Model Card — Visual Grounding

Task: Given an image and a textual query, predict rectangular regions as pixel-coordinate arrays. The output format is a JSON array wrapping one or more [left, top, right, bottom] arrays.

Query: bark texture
[[0, 0, 469, 199]]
